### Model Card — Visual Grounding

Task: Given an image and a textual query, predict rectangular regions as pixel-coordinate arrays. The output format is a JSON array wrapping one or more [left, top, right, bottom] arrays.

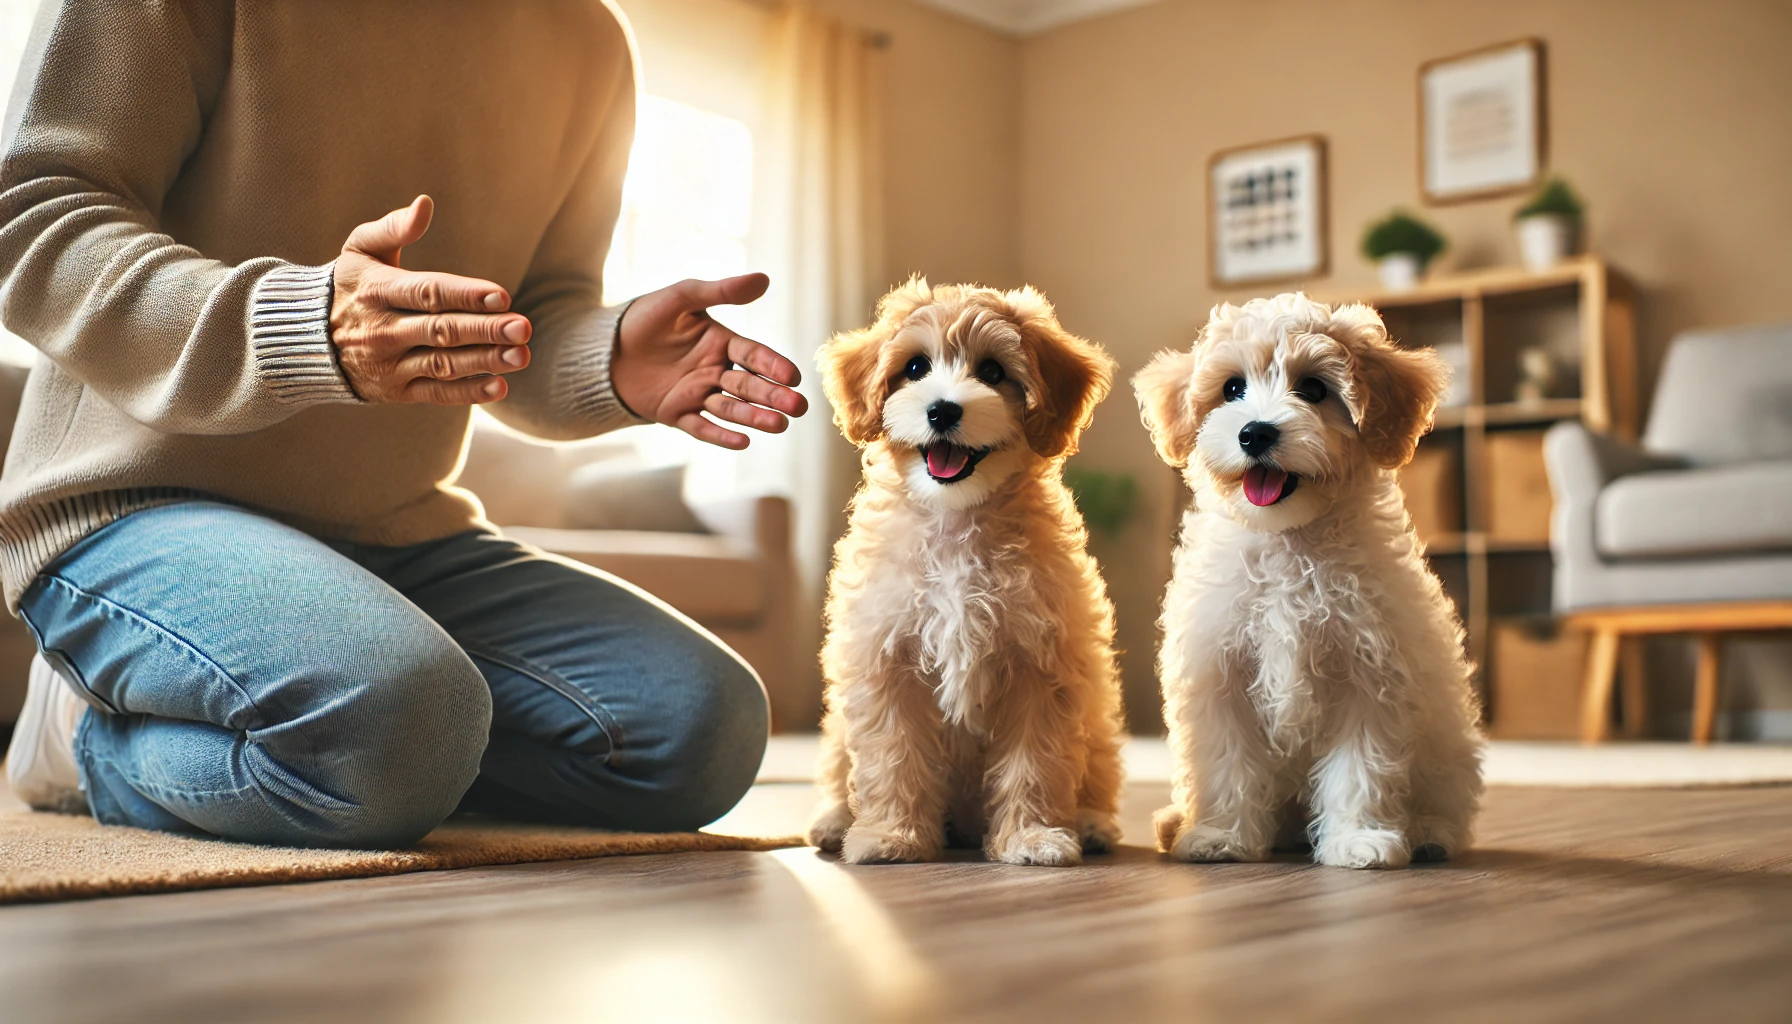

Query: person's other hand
[[329, 195, 531, 404], [613, 274, 808, 449]]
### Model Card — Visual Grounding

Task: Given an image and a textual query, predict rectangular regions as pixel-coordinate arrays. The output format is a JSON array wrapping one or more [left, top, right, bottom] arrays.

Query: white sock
[[5, 653, 89, 814]]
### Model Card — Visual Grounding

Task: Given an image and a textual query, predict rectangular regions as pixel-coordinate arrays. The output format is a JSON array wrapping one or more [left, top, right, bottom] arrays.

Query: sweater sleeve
[[0, 1, 357, 438], [482, 15, 648, 443]]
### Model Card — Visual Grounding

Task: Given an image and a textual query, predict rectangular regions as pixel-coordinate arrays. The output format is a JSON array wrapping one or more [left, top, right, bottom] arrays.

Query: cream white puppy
[[809, 279, 1126, 866], [1135, 293, 1482, 869]]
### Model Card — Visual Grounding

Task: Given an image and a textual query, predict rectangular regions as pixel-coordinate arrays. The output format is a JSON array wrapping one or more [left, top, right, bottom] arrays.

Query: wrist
[[609, 296, 645, 418]]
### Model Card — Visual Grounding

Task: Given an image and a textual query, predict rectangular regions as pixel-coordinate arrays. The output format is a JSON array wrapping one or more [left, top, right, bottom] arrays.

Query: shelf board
[[1320, 255, 1612, 309], [1432, 399, 1583, 430], [1419, 533, 1551, 557]]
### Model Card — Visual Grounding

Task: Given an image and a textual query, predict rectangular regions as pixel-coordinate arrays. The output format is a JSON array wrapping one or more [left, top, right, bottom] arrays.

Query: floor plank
[[2, 783, 1790, 1023]]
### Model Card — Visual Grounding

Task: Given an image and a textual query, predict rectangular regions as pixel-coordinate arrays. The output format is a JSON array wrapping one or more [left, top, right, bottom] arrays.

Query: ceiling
[[913, 0, 1157, 35]]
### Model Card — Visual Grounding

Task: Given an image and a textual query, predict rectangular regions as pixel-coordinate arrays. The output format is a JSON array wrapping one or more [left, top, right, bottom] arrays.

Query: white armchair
[[1545, 323, 1792, 741]]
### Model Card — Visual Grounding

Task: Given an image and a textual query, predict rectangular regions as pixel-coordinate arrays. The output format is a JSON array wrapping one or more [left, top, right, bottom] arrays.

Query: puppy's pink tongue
[[1242, 465, 1289, 507], [926, 442, 969, 478]]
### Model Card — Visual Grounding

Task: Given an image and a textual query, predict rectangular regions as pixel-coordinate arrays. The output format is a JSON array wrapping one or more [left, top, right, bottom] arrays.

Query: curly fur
[[1135, 293, 1484, 870], [809, 279, 1127, 866]]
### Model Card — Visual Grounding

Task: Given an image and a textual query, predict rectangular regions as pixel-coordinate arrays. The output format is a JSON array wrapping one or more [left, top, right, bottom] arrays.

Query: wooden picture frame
[[1207, 134, 1329, 289], [1420, 38, 1547, 204]]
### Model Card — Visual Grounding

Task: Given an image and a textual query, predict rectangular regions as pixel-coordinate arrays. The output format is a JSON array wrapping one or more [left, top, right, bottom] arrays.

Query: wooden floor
[[3, 782, 1791, 1024]]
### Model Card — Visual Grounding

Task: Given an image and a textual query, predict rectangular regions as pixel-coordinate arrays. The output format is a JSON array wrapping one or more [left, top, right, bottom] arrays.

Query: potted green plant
[[1063, 466, 1137, 540], [1513, 178, 1584, 271], [1361, 211, 1446, 291]]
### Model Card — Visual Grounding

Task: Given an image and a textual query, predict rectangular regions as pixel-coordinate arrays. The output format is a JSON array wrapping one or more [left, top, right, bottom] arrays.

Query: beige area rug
[[759, 735, 1792, 789], [0, 804, 800, 905]]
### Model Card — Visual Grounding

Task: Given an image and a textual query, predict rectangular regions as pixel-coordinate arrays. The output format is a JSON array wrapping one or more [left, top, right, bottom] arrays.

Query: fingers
[[397, 344, 529, 383], [721, 367, 808, 417], [705, 392, 787, 434], [677, 411, 749, 450], [345, 195, 434, 264], [677, 273, 771, 310], [725, 335, 802, 388], [370, 266, 511, 314], [405, 375, 510, 406], [390, 310, 530, 351]]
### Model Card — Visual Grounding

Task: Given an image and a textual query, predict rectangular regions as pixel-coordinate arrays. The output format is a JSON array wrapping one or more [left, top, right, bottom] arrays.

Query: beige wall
[[1019, 0, 1792, 730], [821, 0, 1024, 292]]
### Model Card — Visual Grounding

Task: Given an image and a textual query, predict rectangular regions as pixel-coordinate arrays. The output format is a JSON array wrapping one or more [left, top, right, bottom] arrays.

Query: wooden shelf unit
[[1323, 256, 1639, 718]]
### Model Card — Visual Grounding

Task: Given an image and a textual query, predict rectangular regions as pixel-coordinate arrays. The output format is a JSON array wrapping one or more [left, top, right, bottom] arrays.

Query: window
[[603, 96, 754, 306]]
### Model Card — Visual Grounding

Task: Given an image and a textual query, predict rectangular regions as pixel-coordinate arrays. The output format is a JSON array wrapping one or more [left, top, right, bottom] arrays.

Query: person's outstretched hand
[[613, 274, 808, 449], [330, 195, 531, 404]]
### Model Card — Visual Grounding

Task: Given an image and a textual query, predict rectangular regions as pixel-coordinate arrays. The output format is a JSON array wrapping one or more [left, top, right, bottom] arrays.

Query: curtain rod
[[724, 0, 894, 48]]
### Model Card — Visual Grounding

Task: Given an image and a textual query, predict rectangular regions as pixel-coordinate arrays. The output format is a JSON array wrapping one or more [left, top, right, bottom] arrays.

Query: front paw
[[1168, 823, 1269, 863], [1076, 808, 1122, 854], [1152, 805, 1185, 853], [840, 825, 943, 864], [989, 825, 1083, 866], [807, 802, 854, 853], [1314, 827, 1411, 869]]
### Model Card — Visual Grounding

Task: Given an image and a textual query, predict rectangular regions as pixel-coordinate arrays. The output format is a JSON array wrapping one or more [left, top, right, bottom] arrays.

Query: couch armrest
[[1545, 422, 1683, 494], [690, 495, 791, 559], [1543, 422, 1686, 612]]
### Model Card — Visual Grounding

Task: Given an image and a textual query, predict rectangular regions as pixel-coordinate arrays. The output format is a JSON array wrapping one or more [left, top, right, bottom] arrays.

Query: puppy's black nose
[[927, 400, 963, 432], [1238, 420, 1280, 456]]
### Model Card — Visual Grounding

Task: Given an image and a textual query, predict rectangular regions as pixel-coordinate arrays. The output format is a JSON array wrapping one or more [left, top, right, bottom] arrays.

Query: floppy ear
[[1327, 306, 1449, 468], [1007, 287, 1115, 459], [818, 277, 935, 445], [1132, 348, 1201, 468], [818, 326, 887, 445]]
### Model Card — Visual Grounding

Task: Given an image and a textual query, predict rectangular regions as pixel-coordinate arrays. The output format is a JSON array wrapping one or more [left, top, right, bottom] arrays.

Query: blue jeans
[[17, 502, 769, 848]]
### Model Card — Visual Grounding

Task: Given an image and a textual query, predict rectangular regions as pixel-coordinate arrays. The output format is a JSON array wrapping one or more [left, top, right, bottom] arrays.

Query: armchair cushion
[[1596, 462, 1792, 559], [1643, 324, 1792, 467], [504, 526, 764, 621], [563, 461, 709, 534]]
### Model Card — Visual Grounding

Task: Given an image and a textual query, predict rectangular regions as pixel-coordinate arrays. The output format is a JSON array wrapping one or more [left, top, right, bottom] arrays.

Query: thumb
[[681, 272, 770, 309], [344, 195, 434, 265]]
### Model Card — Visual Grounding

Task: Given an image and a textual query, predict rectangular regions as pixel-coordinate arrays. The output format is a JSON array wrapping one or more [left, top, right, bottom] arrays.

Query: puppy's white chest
[[910, 541, 1009, 732]]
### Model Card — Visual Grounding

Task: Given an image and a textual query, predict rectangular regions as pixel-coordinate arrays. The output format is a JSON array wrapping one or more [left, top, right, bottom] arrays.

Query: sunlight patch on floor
[[759, 733, 1792, 788]]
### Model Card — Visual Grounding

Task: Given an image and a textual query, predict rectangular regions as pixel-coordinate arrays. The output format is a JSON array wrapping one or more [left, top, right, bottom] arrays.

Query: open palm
[[612, 274, 808, 449]]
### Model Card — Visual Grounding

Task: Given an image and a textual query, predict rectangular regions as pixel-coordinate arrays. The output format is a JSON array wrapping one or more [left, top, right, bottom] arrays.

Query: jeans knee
[[301, 648, 492, 848], [631, 646, 768, 831]]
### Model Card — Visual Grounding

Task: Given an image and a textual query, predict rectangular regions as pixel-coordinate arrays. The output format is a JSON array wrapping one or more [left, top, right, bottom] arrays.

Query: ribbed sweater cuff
[[250, 263, 360, 405], [558, 298, 649, 433]]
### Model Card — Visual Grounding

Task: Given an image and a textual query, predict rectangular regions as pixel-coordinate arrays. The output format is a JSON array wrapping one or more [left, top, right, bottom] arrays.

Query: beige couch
[[457, 417, 803, 728], [0, 364, 34, 724], [0, 393, 803, 731]]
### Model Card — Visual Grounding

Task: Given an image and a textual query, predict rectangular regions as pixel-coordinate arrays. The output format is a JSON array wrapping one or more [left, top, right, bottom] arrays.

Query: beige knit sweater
[[0, 0, 646, 609]]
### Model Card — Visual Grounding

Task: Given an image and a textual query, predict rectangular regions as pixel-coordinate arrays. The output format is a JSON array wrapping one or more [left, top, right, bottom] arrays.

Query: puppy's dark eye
[[904, 355, 931, 381], [975, 359, 1006, 386], [1223, 376, 1247, 402], [1295, 377, 1328, 403]]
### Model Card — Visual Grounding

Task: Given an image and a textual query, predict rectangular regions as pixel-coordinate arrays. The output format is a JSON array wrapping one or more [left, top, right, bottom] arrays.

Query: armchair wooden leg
[[1580, 626, 1621, 744], [1692, 633, 1724, 745], [1619, 636, 1649, 740]]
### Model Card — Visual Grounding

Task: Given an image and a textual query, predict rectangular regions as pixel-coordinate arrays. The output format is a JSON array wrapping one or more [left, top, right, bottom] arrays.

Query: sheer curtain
[[743, 6, 884, 717], [609, 0, 881, 721]]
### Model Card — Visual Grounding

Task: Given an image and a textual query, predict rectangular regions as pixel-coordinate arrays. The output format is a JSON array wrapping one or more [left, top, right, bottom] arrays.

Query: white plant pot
[[1377, 253, 1423, 291], [1517, 214, 1576, 271]]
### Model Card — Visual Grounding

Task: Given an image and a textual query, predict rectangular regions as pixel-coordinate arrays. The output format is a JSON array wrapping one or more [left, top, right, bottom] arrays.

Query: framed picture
[[1207, 134, 1328, 288], [1420, 38, 1546, 204]]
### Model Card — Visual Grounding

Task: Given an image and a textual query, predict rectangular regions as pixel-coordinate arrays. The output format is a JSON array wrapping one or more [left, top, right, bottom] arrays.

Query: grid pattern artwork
[[1208, 136, 1327, 286], [1222, 166, 1302, 254]]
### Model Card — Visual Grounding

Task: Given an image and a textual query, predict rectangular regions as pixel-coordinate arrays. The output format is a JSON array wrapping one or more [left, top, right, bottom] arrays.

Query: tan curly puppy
[[808, 279, 1125, 866]]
